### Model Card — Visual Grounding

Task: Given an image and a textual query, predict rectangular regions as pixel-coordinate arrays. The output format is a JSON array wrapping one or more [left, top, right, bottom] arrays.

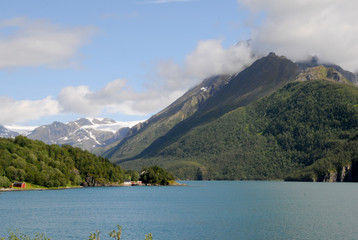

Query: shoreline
[[0, 181, 185, 192], [0, 186, 83, 192]]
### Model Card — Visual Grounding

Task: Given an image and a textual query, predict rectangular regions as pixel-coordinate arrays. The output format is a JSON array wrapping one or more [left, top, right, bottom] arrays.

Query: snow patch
[[81, 120, 144, 133], [88, 130, 101, 145], [5, 125, 38, 136]]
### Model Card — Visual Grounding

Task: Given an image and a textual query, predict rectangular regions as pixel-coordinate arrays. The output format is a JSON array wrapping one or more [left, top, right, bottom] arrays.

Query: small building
[[131, 181, 143, 186], [11, 182, 26, 188], [123, 180, 132, 186]]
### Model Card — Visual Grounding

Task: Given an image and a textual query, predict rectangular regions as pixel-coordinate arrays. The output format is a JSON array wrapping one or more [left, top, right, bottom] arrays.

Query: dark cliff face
[[189, 52, 299, 121], [321, 163, 358, 182]]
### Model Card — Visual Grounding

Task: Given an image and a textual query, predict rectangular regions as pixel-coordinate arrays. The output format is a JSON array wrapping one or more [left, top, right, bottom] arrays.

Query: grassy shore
[[0, 182, 83, 192]]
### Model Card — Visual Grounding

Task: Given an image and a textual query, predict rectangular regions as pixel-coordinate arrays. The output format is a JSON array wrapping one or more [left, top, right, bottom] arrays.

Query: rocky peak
[[294, 66, 348, 83], [75, 118, 93, 127]]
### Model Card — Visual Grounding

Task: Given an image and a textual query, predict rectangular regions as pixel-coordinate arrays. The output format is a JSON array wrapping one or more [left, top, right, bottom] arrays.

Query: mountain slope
[[103, 52, 358, 181], [107, 53, 300, 163], [103, 74, 233, 160]]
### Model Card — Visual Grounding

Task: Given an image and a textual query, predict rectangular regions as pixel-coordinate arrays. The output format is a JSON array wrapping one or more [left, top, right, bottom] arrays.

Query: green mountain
[[104, 53, 298, 160], [105, 53, 358, 181]]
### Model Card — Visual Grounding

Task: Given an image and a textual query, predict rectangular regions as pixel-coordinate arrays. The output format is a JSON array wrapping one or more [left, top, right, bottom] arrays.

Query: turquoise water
[[1, 181, 358, 240]]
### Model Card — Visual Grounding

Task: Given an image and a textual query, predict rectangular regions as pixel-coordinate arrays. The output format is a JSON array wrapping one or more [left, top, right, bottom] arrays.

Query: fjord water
[[1, 181, 358, 240]]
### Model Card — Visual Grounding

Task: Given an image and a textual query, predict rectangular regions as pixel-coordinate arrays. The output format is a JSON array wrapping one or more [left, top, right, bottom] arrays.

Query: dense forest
[[140, 165, 175, 185], [0, 136, 127, 188], [121, 80, 358, 181]]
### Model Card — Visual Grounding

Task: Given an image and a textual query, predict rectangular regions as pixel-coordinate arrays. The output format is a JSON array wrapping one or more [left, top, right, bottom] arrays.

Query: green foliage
[[125, 169, 139, 181], [1, 230, 50, 240], [89, 225, 151, 240], [88, 230, 100, 240], [109, 225, 122, 240], [145, 233, 153, 240], [0, 176, 11, 188], [2, 226, 151, 240], [121, 80, 358, 181], [0, 137, 126, 188], [140, 165, 175, 185], [286, 132, 358, 181]]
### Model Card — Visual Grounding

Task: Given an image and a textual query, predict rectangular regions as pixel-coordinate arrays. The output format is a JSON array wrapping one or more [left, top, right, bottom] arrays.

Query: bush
[[140, 165, 175, 185], [0, 176, 11, 188], [0, 230, 50, 240]]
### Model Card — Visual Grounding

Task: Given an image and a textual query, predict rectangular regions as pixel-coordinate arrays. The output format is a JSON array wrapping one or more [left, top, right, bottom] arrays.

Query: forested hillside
[[120, 80, 358, 181], [0, 136, 126, 188]]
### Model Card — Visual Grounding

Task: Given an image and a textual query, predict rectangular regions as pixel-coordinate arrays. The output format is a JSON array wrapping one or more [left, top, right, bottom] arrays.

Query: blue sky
[[1, 0, 358, 126]]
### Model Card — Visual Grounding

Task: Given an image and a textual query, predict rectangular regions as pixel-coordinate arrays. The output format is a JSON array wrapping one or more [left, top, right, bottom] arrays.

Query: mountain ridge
[[107, 52, 300, 163], [103, 73, 233, 160], [104, 53, 358, 181], [1, 118, 142, 152]]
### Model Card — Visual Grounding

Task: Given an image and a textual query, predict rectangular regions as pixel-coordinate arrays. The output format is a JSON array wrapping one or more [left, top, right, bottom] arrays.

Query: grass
[[0, 182, 83, 191]]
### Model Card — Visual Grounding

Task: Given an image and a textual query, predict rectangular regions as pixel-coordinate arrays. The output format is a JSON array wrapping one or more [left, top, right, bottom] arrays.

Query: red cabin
[[11, 182, 26, 188]]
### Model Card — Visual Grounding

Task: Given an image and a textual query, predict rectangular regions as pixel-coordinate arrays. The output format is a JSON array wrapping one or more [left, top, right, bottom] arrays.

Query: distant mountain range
[[103, 53, 358, 182], [2, 118, 142, 151], [0, 125, 20, 138]]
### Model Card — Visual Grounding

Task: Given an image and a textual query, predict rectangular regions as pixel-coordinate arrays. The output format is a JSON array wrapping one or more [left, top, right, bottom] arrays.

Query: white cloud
[[0, 17, 253, 125], [0, 96, 60, 125], [239, 0, 358, 72], [186, 39, 254, 80], [0, 17, 97, 68], [57, 39, 255, 118], [57, 85, 99, 115], [57, 78, 180, 117], [155, 39, 255, 92], [6, 1, 358, 126]]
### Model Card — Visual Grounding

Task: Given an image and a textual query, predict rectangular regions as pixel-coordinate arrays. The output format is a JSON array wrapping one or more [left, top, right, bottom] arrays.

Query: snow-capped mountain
[[5, 125, 37, 136], [0, 125, 20, 138], [16, 118, 143, 151]]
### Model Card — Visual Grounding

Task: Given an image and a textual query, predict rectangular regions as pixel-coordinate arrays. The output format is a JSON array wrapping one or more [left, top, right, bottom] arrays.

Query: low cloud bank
[[239, 0, 358, 72], [0, 96, 60, 125]]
